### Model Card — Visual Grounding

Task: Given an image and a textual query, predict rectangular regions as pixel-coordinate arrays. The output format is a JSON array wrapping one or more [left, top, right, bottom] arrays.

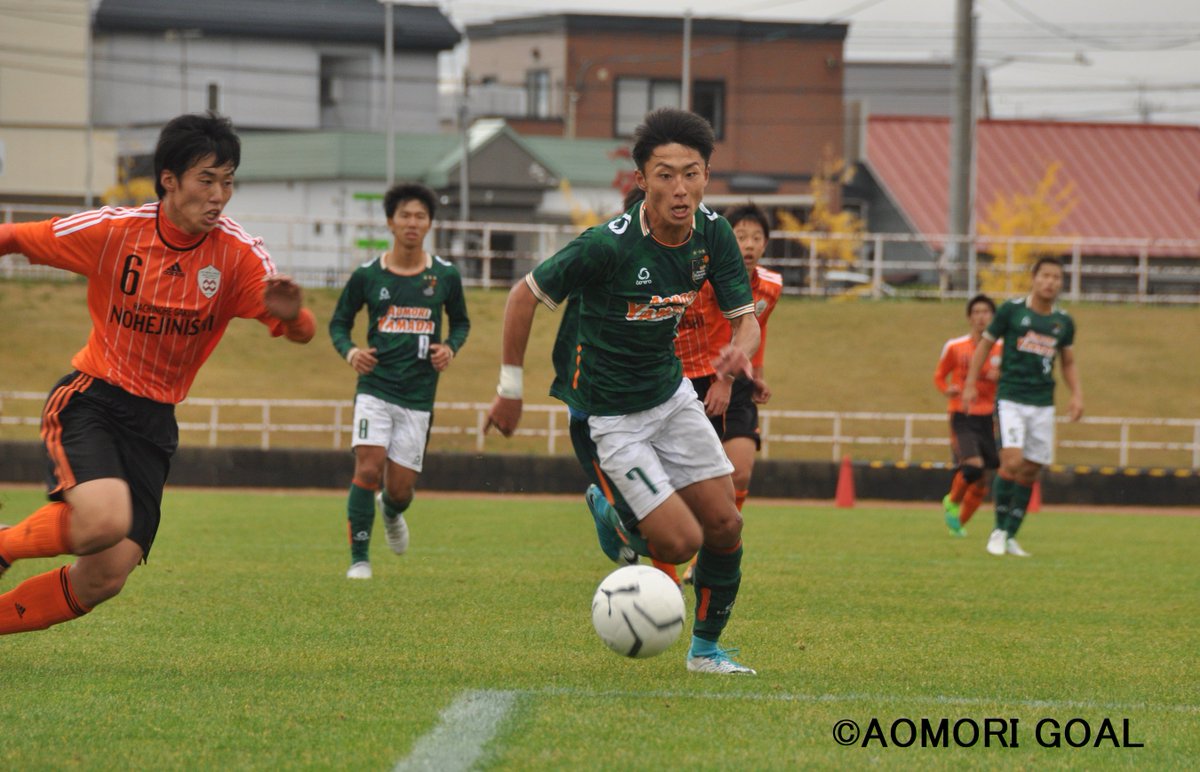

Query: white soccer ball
[[591, 564, 685, 658]]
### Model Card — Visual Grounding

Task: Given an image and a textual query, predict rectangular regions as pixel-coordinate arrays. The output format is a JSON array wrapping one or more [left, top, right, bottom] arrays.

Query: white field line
[[393, 689, 517, 772]]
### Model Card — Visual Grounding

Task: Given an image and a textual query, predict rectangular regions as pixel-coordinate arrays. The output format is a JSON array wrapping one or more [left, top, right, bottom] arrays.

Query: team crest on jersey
[[690, 254, 709, 284], [423, 273, 438, 296], [198, 265, 221, 298]]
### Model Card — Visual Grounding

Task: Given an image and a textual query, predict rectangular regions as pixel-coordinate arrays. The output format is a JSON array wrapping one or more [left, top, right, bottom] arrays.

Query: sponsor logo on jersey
[[378, 305, 435, 334], [109, 303, 216, 336], [380, 287, 391, 300], [164, 262, 186, 278], [1016, 331, 1058, 358], [636, 267, 653, 286], [198, 265, 221, 298], [625, 291, 698, 322], [1020, 316, 1031, 327]]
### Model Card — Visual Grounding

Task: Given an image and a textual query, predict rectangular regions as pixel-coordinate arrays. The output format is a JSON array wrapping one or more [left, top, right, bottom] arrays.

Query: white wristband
[[346, 347, 359, 366], [496, 364, 524, 399]]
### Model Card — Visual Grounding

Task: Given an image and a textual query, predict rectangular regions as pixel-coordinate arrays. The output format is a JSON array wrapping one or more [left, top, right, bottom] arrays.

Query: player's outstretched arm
[[712, 313, 760, 381], [264, 275, 315, 343], [486, 279, 539, 437]]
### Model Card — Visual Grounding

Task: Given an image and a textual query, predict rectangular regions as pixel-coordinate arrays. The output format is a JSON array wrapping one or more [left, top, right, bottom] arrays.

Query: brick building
[[466, 13, 848, 201]]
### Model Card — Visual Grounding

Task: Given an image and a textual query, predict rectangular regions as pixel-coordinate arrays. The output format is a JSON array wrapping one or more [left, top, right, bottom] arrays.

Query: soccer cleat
[[586, 485, 623, 563], [986, 529, 1007, 556], [1005, 538, 1032, 557], [377, 493, 409, 555], [687, 646, 757, 675], [943, 495, 966, 537], [346, 561, 373, 579], [617, 545, 639, 567]]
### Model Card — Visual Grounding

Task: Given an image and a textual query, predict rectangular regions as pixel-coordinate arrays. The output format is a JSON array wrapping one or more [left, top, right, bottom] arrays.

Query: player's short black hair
[[966, 293, 996, 316], [622, 186, 646, 211], [154, 111, 240, 198], [631, 108, 715, 171], [384, 183, 437, 220], [723, 202, 771, 237], [1031, 256, 1063, 276]]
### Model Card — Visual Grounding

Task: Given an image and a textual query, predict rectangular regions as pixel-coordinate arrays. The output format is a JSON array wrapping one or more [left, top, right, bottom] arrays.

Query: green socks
[[347, 483, 375, 563], [1006, 482, 1033, 537], [692, 542, 743, 642], [379, 491, 411, 519], [992, 475, 1014, 532]]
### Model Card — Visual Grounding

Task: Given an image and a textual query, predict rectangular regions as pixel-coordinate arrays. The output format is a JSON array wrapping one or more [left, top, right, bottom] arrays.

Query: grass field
[[1, 488, 1196, 769]]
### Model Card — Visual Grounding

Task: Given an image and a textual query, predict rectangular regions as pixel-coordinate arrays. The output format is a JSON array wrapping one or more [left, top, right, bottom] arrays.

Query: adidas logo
[[164, 263, 186, 278], [15, 602, 25, 618]]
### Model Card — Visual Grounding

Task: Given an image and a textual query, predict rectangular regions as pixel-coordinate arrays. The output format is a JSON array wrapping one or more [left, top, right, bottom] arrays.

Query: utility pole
[[383, 0, 395, 187], [945, 0, 976, 289], [681, 9, 692, 112], [458, 70, 470, 222]]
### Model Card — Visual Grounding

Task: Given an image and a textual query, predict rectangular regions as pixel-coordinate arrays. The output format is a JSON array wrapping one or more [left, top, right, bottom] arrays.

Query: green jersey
[[533, 202, 754, 416], [329, 254, 470, 411], [986, 297, 1075, 407]]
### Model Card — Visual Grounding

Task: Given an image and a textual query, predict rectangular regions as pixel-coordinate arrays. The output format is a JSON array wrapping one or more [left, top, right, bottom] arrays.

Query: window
[[614, 78, 724, 139], [526, 69, 551, 118], [319, 56, 341, 107]]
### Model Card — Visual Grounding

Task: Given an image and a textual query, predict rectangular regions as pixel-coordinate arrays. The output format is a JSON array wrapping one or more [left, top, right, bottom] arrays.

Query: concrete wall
[[3, 441, 1196, 506]]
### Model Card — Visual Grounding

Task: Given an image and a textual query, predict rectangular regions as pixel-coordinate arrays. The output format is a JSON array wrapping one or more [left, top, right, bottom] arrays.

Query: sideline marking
[[394, 689, 517, 772]]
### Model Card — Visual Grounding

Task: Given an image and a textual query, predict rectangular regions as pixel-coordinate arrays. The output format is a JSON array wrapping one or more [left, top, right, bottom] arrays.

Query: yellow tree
[[977, 161, 1077, 295], [776, 151, 864, 272]]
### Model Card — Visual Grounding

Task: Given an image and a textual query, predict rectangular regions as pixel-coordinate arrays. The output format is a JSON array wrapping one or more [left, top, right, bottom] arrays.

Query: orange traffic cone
[[1028, 480, 1042, 513], [835, 455, 855, 508]]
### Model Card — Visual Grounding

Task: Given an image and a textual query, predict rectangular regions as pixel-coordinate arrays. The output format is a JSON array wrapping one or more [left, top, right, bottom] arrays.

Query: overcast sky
[[439, 0, 1200, 124]]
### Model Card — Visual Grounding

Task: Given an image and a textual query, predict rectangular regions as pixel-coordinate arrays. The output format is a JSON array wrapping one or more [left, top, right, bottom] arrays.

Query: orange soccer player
[[0, 111, 315, 635], [662, 202, 781, 585], [934, 294, 1002, 536]]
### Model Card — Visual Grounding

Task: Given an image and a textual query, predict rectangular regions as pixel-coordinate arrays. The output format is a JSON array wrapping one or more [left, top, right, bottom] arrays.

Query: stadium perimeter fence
[[3, 205, 1199, 304], [2, 392, 1197, 471]]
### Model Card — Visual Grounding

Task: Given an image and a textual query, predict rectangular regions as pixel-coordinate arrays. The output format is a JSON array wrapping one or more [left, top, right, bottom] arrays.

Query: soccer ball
[[591, 564, 685, 658]]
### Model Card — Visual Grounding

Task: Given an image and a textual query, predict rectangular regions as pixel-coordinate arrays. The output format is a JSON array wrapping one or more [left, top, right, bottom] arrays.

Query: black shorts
[[690, 376, 761, 450], [949, 412, 999, 469], [42, 372, 178, 559]]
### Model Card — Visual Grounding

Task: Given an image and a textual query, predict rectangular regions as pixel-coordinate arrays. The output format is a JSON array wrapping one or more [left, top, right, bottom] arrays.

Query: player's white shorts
[[587, 379, 734, 520], [351, 393, 430, 472], [996, 399, 1056, 465]]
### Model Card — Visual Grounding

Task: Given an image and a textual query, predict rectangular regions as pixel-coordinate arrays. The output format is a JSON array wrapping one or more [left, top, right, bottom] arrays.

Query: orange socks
[[0, 566, 90, 634], [948, 471, 968, 505], [0, 502, 72, 567], [960, 481, 988, 525], [651, 558, 682, 585]]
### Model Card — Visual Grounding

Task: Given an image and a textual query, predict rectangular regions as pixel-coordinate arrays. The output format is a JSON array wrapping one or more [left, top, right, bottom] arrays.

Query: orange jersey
[[11, 203, 289, 404], [934, 334, 1002, 415], [674, 265, 782, 377]]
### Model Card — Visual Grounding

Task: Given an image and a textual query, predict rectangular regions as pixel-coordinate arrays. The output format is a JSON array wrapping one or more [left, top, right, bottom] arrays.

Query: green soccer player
[[486, 108, 761, 674], [963, 257, 1083, 558], [329, 183, 470, 579]]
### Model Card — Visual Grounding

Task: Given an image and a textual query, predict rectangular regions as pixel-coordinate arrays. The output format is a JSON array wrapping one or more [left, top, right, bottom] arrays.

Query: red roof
[[865, 116, 1200, 257]]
